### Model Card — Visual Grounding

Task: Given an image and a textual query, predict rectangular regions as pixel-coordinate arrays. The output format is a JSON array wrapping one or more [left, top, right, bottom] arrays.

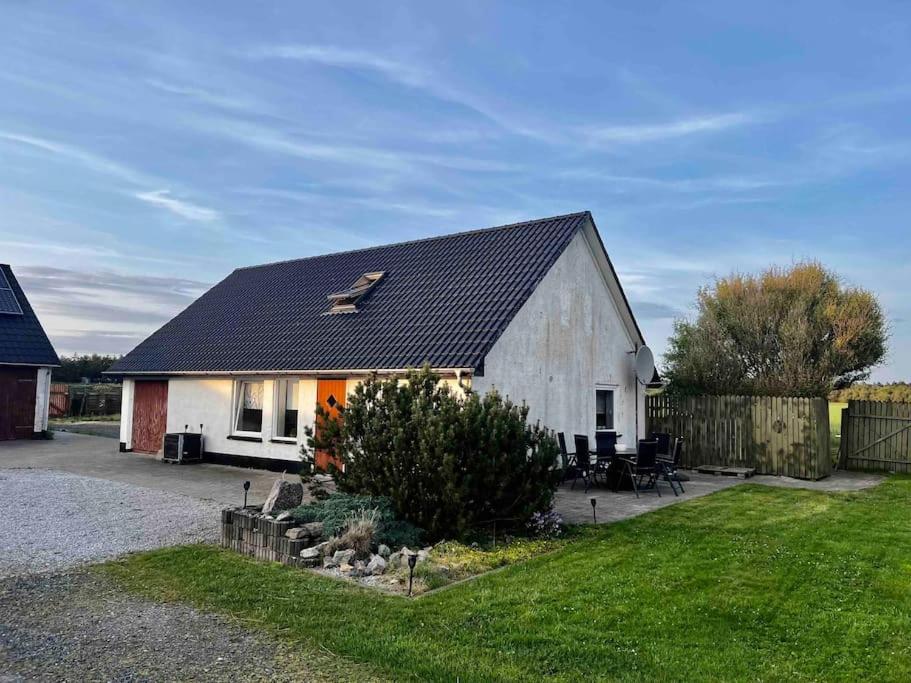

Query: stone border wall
[[220, 508, 308, 567]]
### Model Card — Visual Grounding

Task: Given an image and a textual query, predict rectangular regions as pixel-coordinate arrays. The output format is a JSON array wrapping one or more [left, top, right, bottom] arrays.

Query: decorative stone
[[366, 554, 387, 576], [301, 522, 324, 538], [312, 541, 330, 556], [323, 555, 339, 569], [286, 527, 307, 540], [339, 563, 354, 573], [300, 547, 321, 567], [332, 549, 356, 567], [351, 560, 367, 577], [261, 479, 304, 516], [377, 544, 391, 558], [275, 511, 293, 521], [417, 549, 430, 563]]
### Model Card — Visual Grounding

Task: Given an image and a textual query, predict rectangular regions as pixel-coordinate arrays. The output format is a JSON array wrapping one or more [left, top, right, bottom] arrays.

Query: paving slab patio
[[554, 470, 884, 525]]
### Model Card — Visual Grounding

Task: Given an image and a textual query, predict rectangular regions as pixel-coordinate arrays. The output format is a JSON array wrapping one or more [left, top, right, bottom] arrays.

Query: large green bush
[[304, 367, 560, 540]]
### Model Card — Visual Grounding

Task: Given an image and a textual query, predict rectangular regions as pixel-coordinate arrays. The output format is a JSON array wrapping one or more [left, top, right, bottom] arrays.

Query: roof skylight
[[326, 271, 384, 314]]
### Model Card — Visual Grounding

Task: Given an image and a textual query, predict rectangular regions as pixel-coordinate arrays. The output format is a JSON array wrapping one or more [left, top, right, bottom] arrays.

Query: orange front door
[[315, 378, 346, 471], [132, 380, 168, 454]]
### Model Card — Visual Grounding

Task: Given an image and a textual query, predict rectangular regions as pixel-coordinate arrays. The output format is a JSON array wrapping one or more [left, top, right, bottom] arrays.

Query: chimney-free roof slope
[[110, 212, 599, 374], [0, 264, 60, 366]]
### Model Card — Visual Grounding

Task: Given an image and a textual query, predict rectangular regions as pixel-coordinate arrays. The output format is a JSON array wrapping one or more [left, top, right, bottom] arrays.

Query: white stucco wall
[[33, 367, 52, 432], [119, 378, 134, 448], [472, 228, 647, 447], [164, 377, 316, 464]]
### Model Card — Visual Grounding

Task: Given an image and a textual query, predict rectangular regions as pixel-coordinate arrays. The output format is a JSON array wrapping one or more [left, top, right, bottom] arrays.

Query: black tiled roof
[[110, 212, 602, 374], [0, 264, 60, 366]]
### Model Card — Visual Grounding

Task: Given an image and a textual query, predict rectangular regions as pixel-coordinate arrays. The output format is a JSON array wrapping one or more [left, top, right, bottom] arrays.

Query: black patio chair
[[571, 434, 592, 492], [592, 431, 618, 487], [651, 432, 671, 458], [657, 436, 686, 495], [617, 439, 661, 498], [557, 432, 574, 483]]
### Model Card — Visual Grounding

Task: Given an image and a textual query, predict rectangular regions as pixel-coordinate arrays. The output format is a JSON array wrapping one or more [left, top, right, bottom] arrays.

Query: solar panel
[[0, 269, 23, 315]]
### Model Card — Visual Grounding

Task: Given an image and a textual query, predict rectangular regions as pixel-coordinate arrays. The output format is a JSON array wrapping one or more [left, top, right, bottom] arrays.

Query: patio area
[[553, 470, 885, 524]]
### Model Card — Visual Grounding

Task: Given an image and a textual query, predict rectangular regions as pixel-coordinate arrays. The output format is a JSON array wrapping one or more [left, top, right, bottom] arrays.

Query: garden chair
[[657, 436, 686, 495], [571, 434, 592, 492], [651, 432, 671, 458], [557, 432, 575, 483], [593, 431, 618, 487], [617, 439, 660, 498]]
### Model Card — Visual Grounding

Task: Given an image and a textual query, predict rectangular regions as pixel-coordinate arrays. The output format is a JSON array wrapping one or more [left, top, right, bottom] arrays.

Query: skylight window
[[0, 270, 23, 316], [326, 271, 384, 314]]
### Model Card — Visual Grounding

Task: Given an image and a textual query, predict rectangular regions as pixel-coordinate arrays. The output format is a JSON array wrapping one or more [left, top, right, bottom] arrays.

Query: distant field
[[829, 401, 848, 461]]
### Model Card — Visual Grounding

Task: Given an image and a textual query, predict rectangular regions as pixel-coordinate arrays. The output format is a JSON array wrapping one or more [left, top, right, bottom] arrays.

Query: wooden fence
[[47, 384, 122, 418], [839, 400, 911, 473], [646, 395, 831, 480]]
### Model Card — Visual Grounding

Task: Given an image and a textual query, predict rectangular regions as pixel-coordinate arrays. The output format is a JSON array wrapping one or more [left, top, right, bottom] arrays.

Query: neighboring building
[[0, 264, 59, 440], [108, 212, 650, 470]]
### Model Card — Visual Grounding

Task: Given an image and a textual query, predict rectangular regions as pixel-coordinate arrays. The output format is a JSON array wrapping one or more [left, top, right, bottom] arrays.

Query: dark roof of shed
[[109, 211, 614, 374], [0, 264, 60, 367]]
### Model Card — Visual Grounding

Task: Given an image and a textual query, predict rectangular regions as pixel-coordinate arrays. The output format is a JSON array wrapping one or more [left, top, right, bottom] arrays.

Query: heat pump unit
[[163, 428, 203, 464]]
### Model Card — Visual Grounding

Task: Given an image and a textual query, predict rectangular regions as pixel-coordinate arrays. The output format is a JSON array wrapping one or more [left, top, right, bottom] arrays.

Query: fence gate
[[49, 383, 70, 418], [840, 400, 911, 473]]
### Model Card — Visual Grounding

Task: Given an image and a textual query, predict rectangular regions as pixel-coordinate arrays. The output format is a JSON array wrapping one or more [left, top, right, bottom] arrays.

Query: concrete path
[[554, 470, 884, 525], [49, 419, 120, 439], [0, 431, 283, 507]]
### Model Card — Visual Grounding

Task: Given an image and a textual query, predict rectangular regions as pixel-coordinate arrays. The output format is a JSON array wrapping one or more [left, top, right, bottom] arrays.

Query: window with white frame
[[234, 380, 264, 434], [273, 379, 299, 440], [595, 388, 615, 430]]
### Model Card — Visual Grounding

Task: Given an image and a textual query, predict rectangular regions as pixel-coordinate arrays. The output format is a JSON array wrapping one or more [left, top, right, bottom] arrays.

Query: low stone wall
[[220, 508, 310, 567]]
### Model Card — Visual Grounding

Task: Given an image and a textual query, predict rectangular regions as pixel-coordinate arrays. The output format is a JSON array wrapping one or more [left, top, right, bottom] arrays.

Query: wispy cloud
[[145, 78, 259, 113], [245, 44, 549, 140], [1, 130, 224, 224], [135, 189, 220, 222], [582, 112, 756, 144], [247, 44, 425, 87], [195, 117, 521, 174], [0, 130, 149, 184]]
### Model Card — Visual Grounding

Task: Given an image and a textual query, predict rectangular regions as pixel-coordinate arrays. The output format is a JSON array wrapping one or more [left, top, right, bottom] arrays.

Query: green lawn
[[830, 401, 848, 460], [104, 479, 911, 682]]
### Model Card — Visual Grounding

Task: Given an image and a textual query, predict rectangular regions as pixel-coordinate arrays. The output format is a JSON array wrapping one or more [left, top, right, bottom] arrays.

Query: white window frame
[[595, 385, 616, 432], [272, 378, 300, 442], [232, 379, 265, 437]]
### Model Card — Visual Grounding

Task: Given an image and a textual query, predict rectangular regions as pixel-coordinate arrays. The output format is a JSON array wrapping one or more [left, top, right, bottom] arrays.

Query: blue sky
[[1, 1, 908, 380]]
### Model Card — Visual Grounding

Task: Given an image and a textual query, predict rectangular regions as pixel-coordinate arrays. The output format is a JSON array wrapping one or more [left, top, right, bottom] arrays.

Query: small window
[[274, 379, 299, 439], [596, 389, 614, 430], [234, 380, 264, 434], [326, 271, 384, 314]]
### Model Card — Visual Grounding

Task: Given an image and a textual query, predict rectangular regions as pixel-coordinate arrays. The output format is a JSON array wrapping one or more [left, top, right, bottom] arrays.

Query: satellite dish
[[634, 346, 654, 384]]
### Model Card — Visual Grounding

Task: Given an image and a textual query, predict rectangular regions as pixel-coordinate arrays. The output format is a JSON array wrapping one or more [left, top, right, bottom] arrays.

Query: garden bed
[[219, 495, 569, 596]]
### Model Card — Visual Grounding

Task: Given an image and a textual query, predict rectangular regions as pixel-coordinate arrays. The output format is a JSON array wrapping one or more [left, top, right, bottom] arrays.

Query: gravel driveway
[[0, 570, 378, 682], [0, 469, 222, 579]]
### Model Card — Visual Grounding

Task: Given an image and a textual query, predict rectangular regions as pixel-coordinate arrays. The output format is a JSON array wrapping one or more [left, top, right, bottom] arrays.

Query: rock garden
[[221, 368, 569, 595]]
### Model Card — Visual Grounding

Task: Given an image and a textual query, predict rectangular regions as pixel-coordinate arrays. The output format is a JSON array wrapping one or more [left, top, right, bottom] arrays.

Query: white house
[[109, 212, 652, 470]]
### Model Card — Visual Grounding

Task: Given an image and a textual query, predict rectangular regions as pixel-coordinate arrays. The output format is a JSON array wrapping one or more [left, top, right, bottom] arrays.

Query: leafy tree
[[52, 354, 122, 383], [303, 366, 560, 541], [664, 262, 887, 397]]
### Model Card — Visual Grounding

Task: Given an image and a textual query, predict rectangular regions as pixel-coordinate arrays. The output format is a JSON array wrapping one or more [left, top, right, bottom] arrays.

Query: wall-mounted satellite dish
[[635, 345, 654, 385]]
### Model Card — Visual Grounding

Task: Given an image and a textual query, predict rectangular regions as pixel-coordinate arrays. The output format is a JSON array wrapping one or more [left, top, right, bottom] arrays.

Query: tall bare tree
[[664, 262, 887, 397]]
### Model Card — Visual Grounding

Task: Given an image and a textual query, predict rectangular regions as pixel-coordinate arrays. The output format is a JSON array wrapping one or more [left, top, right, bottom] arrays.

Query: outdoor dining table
[[585, 444, 637, 490]]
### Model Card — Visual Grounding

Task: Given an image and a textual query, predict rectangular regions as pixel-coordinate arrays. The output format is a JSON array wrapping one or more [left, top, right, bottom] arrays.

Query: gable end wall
[[472, 228, 645, 445]]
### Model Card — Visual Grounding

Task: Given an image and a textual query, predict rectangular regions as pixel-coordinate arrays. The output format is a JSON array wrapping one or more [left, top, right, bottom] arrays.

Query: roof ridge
[[234, 210, 591, 272]]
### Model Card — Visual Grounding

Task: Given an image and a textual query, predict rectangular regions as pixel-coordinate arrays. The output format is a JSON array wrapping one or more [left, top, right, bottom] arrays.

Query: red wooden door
[[315, 378, 346, 471], [0, 367, 36, 440], [132, 380, 168, 454]]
